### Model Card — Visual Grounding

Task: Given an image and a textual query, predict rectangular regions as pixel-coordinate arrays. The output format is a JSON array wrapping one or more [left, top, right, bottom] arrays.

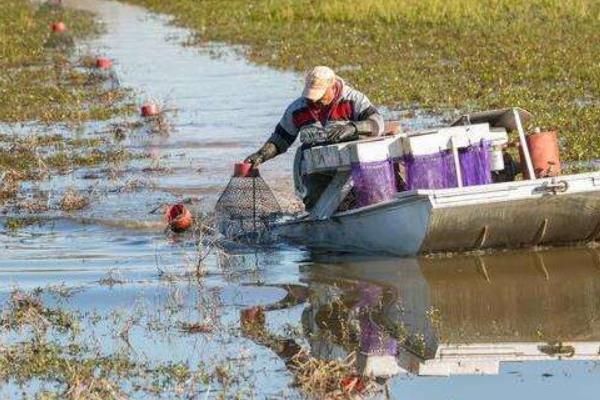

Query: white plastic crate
[[402, 124, 508, 156], [302, 136, 402, 174], [301, 123, 508, 175]]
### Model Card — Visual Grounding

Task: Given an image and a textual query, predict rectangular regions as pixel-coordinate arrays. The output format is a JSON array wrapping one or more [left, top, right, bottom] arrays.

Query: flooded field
[[1, 1, 600, 398]]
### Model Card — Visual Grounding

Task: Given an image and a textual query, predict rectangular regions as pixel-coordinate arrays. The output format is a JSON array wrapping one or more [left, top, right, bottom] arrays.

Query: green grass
[[123, 0, 599, 161]]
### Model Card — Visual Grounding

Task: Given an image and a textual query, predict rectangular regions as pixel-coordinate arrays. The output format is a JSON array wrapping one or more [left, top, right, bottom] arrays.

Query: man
[[245, 66, 384, 209]]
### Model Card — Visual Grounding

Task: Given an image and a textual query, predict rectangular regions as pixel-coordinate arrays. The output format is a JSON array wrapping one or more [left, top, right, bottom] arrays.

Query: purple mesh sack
[[459, 140, 492, 186], [401, 150, 458, 190], [350, 159, 397, 207], [401, 140, 492, 190], [360, 314, 398, 356]]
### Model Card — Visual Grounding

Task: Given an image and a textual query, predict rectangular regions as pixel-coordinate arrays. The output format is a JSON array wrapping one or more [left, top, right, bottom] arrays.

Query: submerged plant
[[59, 188, 89, 211]]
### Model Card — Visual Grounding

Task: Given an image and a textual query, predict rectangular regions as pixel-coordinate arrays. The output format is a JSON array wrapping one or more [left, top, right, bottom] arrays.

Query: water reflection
[[297, 247, 600, 377]]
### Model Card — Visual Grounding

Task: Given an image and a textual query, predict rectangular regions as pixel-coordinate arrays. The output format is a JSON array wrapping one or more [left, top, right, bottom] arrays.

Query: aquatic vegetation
[[59, 187, 89, 211], [0, 170, 22, 202], [3, 217, 46, 233], [97, 269, 127, 287], [0, 290, 79, 334], [124, 0, 600, 161], [0, 286, 265, 398], [289, 353, 372, 399], [177, 320, 214, 334], [0, 133, 140, 208], [240, 303, 378, 398], [0, 1, 146, 211]]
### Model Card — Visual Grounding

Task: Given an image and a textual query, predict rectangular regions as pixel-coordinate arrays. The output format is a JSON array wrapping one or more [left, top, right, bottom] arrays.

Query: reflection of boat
[[272, 109, 600, 256], [301, 247, 600, 376]]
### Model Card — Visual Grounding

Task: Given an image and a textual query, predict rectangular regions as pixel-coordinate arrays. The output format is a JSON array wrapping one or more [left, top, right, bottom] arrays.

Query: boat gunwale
[[275, 170, 600, 227]]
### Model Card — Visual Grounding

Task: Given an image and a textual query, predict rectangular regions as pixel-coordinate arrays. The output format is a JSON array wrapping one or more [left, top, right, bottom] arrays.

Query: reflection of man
[[244, 66, 384, 209], [301, 281, 402, 377]]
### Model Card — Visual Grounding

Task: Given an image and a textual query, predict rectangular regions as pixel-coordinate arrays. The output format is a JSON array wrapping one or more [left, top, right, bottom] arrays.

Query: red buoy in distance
[[141, 103, 159, 117], [51, 22, 66, 33], [95, 57, 113, 70]]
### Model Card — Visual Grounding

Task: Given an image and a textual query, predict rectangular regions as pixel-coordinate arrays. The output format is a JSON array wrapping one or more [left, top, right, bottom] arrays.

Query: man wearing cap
[[245, 66, 384, 209]]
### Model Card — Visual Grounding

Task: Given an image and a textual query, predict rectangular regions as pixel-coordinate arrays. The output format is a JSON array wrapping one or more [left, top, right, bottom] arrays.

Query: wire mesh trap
[[215, 164, 282, 242]]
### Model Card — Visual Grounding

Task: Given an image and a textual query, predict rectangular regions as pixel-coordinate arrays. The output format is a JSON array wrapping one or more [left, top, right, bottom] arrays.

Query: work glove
[[244, 141, 279, 168], [326, 122, 359, 143], [353, 119, 380, 135], [299, 125, 328, 145]]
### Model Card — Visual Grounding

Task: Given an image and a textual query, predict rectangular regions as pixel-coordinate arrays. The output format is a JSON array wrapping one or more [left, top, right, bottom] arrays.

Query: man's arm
[[354, 105, 384, 137], [326, 88, 383, 142], [350, 86, 384, 136], [244, 124, 292, 167], [244, 140, 279, 167], [267, 123, 297, 154], [245, 103, 300, 167]]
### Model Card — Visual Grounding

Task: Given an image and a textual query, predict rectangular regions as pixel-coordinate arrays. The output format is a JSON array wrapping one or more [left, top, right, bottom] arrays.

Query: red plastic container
[[164, 204, 193, 232], [95, 57, 113, 70], [234, 162, 258, 178], [51, 22, 66, 33], [141, 103, 159, 117], [522, 130, 561, 179]]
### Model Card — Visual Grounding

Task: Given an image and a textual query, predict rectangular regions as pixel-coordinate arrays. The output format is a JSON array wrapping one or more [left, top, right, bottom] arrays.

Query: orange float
[[141, 103, 159, 117], [51, 22, 66, 33], [523, 130, 561, 178], [164, 204, 193, 232], [95, 57, 113, 70]]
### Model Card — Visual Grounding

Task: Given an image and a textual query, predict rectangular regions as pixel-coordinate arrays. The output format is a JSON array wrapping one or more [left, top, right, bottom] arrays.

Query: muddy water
[[1, 0, 599, 398]]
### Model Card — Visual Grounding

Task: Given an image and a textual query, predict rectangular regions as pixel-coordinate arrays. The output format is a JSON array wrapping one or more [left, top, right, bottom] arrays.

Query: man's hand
[[244, 141, 279, 168], [326, 123, 358, 142], [244, 151, 264, 168]]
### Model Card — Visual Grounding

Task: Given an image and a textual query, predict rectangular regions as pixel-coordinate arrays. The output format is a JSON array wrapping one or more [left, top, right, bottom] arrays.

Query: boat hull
[[272, 172, 600, 255]]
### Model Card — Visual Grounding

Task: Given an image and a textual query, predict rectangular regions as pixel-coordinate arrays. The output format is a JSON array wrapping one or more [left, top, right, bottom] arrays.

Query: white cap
[[302, 66, 336, 101]]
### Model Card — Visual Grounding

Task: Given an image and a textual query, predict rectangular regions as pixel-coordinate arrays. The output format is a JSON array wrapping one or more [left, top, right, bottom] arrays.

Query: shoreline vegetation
[[1, 0, 134, 124], [0, 1, 142, 207], [123, 0, 599, 161]]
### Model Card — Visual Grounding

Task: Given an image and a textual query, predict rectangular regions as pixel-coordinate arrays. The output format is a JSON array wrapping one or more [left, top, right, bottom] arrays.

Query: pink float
[[95, 57, 113, 70], [141, 103, 159, 117], [51, 22, 66, 33]]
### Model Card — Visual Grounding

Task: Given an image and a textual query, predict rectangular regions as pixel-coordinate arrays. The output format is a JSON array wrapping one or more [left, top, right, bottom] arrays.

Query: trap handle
[[234, 162, 259, 178]]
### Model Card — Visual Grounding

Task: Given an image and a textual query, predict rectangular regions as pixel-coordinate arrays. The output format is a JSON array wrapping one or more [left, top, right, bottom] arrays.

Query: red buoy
[[526, 130, 561, 178], [95, 57, 113, 70], [233, 162, 258, 178], [164, 204, 193, 233], [51, 22, 66, 33], [141, 103, 159, 117]]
